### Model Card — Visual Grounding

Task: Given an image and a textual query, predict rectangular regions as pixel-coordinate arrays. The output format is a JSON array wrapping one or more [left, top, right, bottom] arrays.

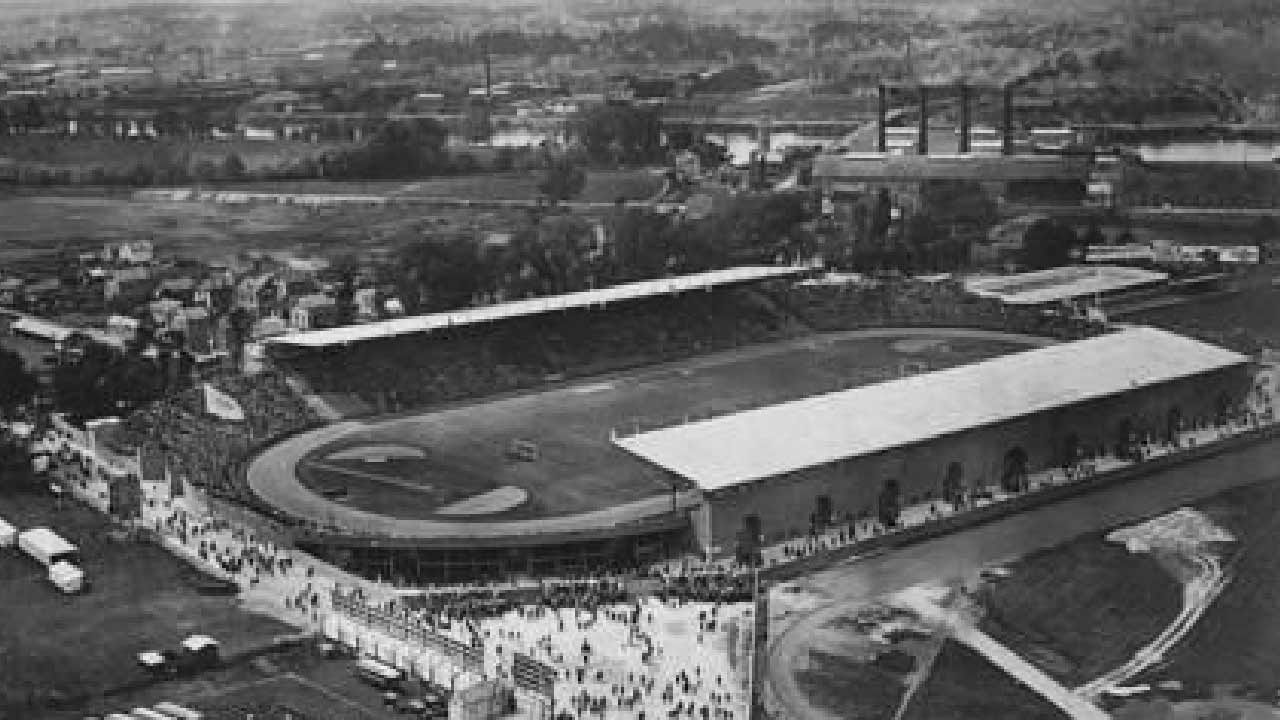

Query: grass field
[[0, 192, 527, 267], [0, 168, 659, 267], [1146, 480, 1280, 696], [977, 532, 1183, 687], [57, 641, 404, 720], [901, 640, 1067, 720], [792, 648, 907, 720], [1129, 265, 1280, 348], [0, 491, 293, 717], [298, 330, 1037, 521], [214, 169, 664, 203]]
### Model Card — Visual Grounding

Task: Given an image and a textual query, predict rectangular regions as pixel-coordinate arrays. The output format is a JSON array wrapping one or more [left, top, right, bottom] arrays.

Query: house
[[251, 316, 288, 339], [354, 287, 379, 319], [104, 240, 154, 265], [182, 307, 213, 354], [156, 277, 198, 303], [288, 293, 336, 331], [0, 278, 23, 306]]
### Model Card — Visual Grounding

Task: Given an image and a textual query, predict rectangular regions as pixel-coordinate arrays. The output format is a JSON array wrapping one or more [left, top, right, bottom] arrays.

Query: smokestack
[[917, 85, 929, 155], [1003, 82, 1014, 155], [484, 46, 492, 101], [958, 83, 971, 154], [877, 84, 888, 153]]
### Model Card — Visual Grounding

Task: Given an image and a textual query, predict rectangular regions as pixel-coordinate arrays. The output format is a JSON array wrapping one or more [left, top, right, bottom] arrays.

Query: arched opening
[[1115, 417, 1134, 458], [1060, 432, 1080, 468], [1166, 406, 1183, 443], [878, 477, 901, 528], [736, 514, 763, 566], [814, 495, 833, 530], [943, 461, 965, 508], [1001, 447, 1029, 493], [1215, 391, 1232, 424]]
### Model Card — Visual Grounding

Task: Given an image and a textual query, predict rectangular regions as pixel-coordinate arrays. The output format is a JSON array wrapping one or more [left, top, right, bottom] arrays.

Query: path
[[893, 587, 1108, 720]]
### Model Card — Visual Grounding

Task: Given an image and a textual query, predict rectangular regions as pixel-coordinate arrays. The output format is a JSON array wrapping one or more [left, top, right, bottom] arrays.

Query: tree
[[538, 159, 587, 204], [1021, 218, 1079, 270], [0, 348, 38, 414], [223, 152, 246, 179], [52, 340, 163, 420], [1083, 220, 1107, 248], [395, 238, 490, 313], [878, 478, 901, 528], [342, 118, 449, 178], [575, 105, 663, 165]]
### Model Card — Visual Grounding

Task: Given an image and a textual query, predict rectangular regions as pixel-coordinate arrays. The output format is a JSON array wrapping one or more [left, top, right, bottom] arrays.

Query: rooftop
[[615, 327, 1247, 492], [964, 265, 1169, 305]]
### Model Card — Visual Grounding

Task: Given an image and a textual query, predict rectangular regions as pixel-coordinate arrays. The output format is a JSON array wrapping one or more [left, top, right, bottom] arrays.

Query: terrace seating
[[113, 370, 319, 516], [275, 287, 792, 413]]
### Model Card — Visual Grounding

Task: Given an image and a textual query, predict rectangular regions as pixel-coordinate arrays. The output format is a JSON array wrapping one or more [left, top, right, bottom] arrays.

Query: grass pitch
[[297, 330, 1036, 522], [901, 640, 1067, 720], [977, 533, 1182, 687]]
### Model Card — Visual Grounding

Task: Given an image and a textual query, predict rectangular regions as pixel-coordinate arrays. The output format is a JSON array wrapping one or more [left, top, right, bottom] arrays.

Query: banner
[[203, 383, 246, 422]]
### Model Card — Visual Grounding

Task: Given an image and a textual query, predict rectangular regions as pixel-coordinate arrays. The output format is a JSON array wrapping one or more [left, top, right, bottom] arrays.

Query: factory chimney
[[877, 83, 888, 153], [958, 83, 971, 153], [917, 85, 929, 155]]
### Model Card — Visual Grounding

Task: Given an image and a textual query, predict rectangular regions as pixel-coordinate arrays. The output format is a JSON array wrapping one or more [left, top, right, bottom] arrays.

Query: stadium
[[251, 266, 1252, 584]]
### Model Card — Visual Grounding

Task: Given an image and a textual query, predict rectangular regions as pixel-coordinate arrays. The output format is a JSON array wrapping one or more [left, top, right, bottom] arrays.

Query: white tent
[[0, 516, 15, 548], [49, 560, 84, 594], [180, 635, 219, 653], [18, 527, 76, 566]]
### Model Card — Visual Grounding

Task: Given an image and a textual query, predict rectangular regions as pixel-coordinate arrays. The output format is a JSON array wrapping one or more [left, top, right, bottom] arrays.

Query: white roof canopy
[[268, 266, 809, 348], [964, 265, 1168, 306], [18, 527, 77, 557], [616, 327, 1247, 491]]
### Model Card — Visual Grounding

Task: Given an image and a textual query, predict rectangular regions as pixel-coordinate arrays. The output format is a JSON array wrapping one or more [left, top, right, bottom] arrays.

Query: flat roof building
[[963, 265, 1169, 306], [616, 327, 1251, 555]]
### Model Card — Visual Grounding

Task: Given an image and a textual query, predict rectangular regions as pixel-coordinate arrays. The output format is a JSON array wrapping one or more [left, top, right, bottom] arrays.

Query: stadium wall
[[699, 364, 1251, 555]]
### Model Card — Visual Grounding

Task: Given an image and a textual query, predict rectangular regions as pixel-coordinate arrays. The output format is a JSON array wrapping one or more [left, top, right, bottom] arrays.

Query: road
[[893, 587, 1109, 720], [763, 434, 1280, 720]]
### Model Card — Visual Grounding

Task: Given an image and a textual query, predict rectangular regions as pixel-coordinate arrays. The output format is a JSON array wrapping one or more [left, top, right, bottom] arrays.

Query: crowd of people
[[781, 277, 1107, 341], [328, 572, 756, 720], [276, 287, 794, 413], [109, 369, 319, 510]]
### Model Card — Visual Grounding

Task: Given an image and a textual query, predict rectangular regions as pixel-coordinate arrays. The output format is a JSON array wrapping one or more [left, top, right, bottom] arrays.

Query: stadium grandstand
[[616, 326, 1251, 555], [268, 265, 813, 413]]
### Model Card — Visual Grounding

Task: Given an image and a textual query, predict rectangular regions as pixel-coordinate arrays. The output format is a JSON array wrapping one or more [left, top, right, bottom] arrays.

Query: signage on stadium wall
[[1084, 245, 1157, 264], [513, 652, 556, 698], [332, 592, 484, 673], [1169, 245, 1261, 264]]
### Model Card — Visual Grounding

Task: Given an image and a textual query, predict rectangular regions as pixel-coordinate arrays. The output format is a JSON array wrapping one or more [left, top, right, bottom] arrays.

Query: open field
[[0, 490, 293, 717], [977, 533, 1183, 686], [294, 329, 1037, 523], [792, 649, 907, 720], [0, 192, 526, 266], [52, 641, 404, 720], [0, 136, 351, 172], [1128, 264, 1280, 348], [902, 640, 1067, 720], [1139, 480, 1280, 696], [210, 168, 664, 202]]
